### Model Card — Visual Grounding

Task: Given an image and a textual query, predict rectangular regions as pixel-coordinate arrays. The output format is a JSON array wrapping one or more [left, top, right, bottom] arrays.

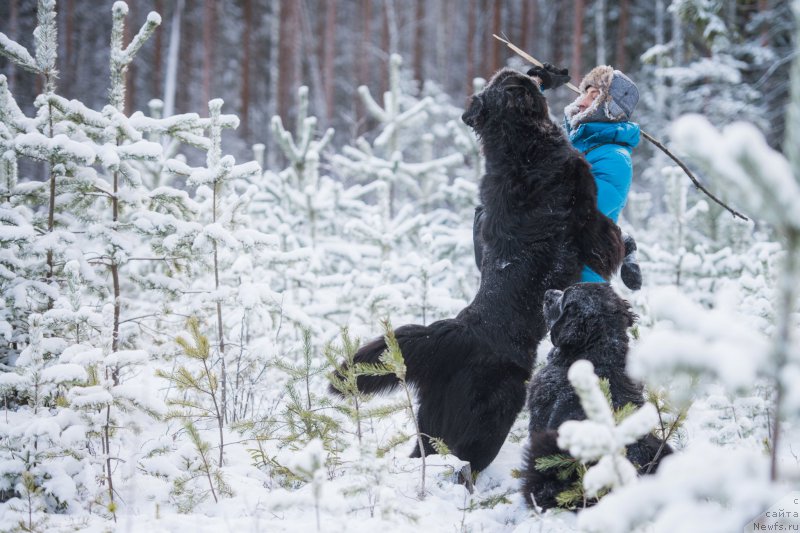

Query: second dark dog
[[522, 283, 671, 509]]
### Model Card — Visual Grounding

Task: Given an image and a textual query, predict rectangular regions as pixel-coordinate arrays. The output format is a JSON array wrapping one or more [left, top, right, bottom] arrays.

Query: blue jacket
[[565, 120, 641, 282]]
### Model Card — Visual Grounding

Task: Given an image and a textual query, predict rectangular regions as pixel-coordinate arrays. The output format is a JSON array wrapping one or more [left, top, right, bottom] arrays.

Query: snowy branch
[[557, 360, 659, 498], [0, 33, 38, 74]]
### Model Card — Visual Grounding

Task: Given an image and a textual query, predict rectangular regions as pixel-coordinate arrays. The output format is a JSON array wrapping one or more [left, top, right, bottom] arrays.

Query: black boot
[[621, 234, 642, 291]]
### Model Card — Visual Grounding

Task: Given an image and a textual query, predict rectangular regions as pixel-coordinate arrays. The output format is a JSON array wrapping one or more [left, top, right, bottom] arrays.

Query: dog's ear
[[462, 94, 484, 129], [549, 304, 584, 349], [503, 82, 544, 118], [503, 85, 546, 121]]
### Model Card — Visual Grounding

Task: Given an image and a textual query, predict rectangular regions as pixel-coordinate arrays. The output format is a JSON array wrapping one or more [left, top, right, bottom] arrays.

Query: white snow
[[629, 286, 770, 393]]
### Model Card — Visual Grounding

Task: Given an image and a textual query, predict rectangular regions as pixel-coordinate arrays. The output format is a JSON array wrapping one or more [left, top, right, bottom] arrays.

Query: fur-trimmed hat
[[564, 66, 639, 128]]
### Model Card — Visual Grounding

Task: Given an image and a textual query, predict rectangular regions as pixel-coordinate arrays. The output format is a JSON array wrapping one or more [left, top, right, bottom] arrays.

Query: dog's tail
[[329, 319, 468, 396], [576, 211, 625, 280]]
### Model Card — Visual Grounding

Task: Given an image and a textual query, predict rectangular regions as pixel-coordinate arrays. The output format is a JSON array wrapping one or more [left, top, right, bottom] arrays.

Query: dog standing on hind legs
[[330, 68, 625, 474]]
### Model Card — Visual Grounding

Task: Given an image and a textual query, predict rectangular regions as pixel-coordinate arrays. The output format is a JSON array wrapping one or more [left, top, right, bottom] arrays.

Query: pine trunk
[[266, 0, 280, 168], [124, 2, 135, 116], [522, 0, 537, 54], [361, 0, 372, 80], [278, 0, 299, 123], [163, 0, 183, 117], [203, 0, 215, 111], [479, 0, 490, 77], [382, 0, 399, 94], [436, 0, 450, 89], [323, 0, 337, 124], [615, 0, 630, 71], [489, 0, 502, 74], [241, 0, 252, 138], [595, 0, 606, 66], [572, 0, 585, 81], [553, 2, 565, 68], [177, 0, 193, 114], [758, 0, 769, 46], [413, 0, 425, 83], [153, 0, 163, 99], [64, 0, 74, 91], [466, 0, 476, 93]]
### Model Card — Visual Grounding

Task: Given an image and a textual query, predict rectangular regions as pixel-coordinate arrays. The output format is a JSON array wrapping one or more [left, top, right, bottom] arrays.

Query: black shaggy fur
[[330, 69, 625, 473], [522, 283, 671, 510]]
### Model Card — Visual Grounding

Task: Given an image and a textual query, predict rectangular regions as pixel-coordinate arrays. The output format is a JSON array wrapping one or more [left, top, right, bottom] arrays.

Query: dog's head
[[461, 68, 548, 133], [544, 283, 636, 354]]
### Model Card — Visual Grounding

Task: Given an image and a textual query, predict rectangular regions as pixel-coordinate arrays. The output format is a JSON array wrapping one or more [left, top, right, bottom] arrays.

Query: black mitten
[[526, 63, 570, 90], [620, 234, 642, 291]]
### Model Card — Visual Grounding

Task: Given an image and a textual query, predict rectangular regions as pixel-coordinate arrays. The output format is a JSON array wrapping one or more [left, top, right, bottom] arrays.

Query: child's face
[[577, 87, 600, 112]]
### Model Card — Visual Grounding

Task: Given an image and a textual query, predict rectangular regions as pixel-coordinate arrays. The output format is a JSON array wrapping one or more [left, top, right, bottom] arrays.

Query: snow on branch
[[357, 85, 388, 123], [33, 0, 58, 90], [0, 33, 38, 74], [577, 444, 777, 533], [109, 1, 161, 111], [14, 132, 96, 165], [46, 94, 109, 131], [271, 86, 334, 169], [123, 12, 162, 61], [374, 97, 433, 149], [0, 75, 33, 135], [629, 286, 770, 398], [357, 54, 433, 151], [557, 360, 658, 498]]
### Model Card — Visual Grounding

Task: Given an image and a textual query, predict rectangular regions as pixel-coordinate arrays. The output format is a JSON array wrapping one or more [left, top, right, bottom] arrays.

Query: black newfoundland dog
[[522, 283, 671, 510], [331, 68, 625, 473]]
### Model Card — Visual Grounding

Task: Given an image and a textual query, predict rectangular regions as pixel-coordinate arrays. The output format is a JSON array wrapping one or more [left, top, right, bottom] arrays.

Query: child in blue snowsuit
[[473, 64, 642, 289]]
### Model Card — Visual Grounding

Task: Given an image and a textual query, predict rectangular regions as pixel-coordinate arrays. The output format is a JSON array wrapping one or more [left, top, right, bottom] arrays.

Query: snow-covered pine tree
[[0, 1, 169, 520], [269, 85, 334, 249], [636, 159, 779, 319], [157, 96, 281, 432], [330, 54, 467, 326], [580, 285, 781, 532], [254, 85, 356, 330], [0, 314, 94, 520], [0, 0, 81, 350], [635, 0, 780, 264], [649, 0, 769, 129]]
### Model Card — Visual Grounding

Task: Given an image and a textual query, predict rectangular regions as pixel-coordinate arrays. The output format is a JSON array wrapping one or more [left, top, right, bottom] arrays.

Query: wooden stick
[[492, 34, 749, 221]]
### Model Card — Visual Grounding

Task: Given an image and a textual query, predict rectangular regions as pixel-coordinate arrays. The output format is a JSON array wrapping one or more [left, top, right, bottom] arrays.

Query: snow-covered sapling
[[174, 420, 232, 506], [355, 319, 434, 500], [325, 328, 368, 445], [557, 360, 659, 500], [270, 85, 334, 247], [157, 318, 226, 467]]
